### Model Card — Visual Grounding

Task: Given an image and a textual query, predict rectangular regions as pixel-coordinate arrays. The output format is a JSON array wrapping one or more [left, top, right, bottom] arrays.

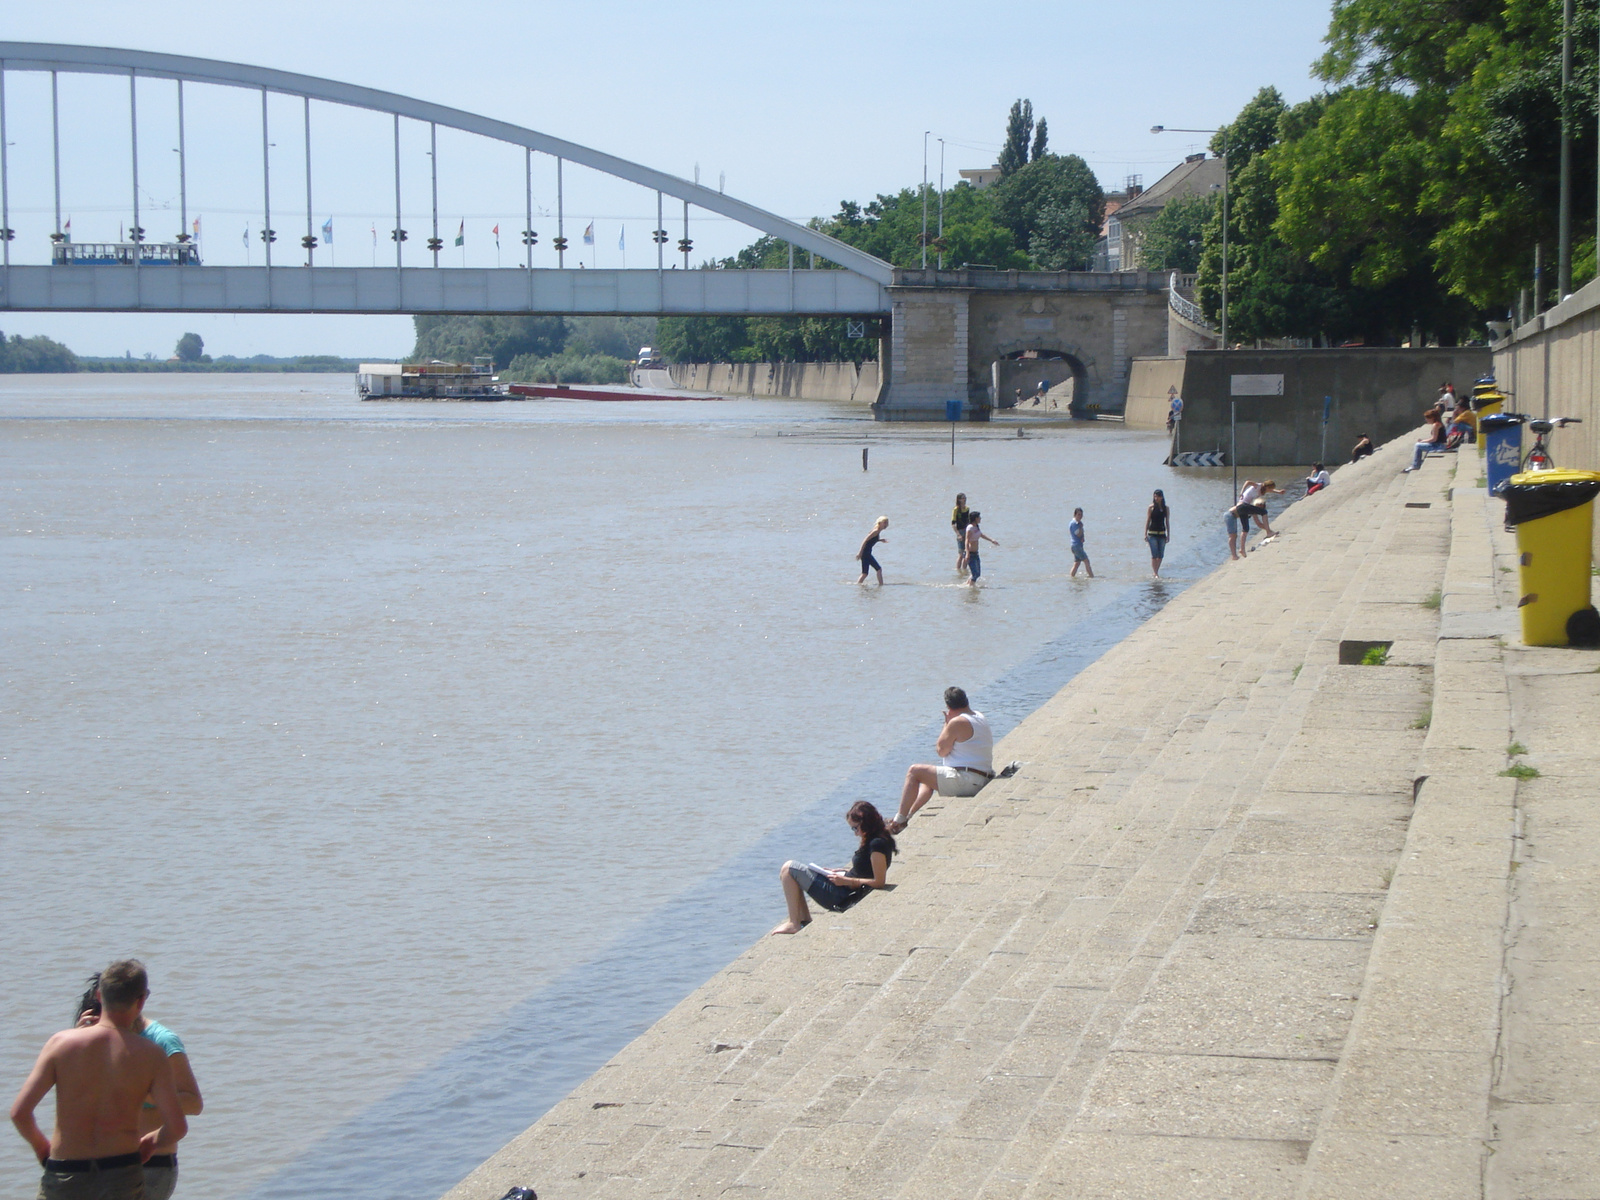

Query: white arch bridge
[[0, 42, 891, 317]]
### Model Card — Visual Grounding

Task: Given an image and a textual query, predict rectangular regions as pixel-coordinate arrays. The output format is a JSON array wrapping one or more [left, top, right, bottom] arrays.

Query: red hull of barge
[[506, 383, 726, 402]]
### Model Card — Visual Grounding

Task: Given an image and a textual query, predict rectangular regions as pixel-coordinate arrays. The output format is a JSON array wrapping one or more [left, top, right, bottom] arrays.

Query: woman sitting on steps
[[771, 801, 896, 935]]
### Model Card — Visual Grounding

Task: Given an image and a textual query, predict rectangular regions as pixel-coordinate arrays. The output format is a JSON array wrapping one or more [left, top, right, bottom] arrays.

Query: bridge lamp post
[[1154, 123, 1233, 491]]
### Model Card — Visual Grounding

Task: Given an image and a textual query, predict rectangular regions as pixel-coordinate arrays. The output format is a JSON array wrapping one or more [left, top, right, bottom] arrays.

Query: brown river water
[[0, 374, 1249, 1198]]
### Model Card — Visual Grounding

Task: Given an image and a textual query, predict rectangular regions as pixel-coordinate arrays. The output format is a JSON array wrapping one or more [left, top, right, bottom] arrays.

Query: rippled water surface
[[1, 375, 1239, 1199]]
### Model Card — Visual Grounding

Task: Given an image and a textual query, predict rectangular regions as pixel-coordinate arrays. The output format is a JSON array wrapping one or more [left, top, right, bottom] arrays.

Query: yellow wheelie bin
[[1501, 469, 1600, 645], [1471, 376, 1506, 419]]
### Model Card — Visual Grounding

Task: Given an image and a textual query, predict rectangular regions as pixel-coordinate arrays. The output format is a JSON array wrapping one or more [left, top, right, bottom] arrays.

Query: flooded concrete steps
[[444, 442, 1473, 1200]]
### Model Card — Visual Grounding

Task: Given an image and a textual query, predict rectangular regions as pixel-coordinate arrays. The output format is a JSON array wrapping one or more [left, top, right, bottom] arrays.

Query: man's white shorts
[[934, 766, 989, 797]]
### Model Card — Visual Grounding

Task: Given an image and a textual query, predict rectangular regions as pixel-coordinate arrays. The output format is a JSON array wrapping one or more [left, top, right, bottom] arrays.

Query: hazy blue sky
[[0, 1, 1333, 358]]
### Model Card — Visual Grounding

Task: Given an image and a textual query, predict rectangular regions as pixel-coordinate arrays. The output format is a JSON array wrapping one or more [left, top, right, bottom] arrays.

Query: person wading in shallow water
[[964, 513, 999, 586], [950, 493, 971, 570], [1144, 489, 1171, 577], [11, 959, 186, 1200], [1069, 507, 1094, 578], [856, 516, 889, 585]]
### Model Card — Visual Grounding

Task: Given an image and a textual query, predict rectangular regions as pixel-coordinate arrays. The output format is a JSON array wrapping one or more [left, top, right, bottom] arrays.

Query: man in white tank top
[[888, 686, 994, 834]]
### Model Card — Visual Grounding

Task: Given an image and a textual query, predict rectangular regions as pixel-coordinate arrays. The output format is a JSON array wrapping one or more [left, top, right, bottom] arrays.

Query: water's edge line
[[248, 560, 1216, 1200]]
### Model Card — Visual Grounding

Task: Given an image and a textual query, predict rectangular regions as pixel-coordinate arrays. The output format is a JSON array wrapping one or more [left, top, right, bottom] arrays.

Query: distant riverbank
[[76, 355, 364, 373]]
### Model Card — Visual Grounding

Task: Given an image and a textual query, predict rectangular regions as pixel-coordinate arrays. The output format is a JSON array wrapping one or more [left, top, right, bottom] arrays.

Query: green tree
[[1282, 0, 1597, 313], [1031, 118, 1049, 162], [1135, 192, 1216, 272], [174, 332, 204, 362], [411, 315, 567, 366], [820, 185, 1027, 270], [0, 331, 78, 372], [999, 99, 1034, 177], [990, 155, 1105, 268], [655, 316, 757, 363]]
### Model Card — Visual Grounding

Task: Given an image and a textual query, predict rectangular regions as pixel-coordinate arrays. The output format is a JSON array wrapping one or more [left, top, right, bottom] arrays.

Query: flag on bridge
[[62, 217, 71, 243], [492, 223, 500, 248], [192, 216, 200, 239], [242, 225, 249, 247], [455, 220, 464, 248], [322, 217, 333, 245], [618, 226, 626, 251], [582, 222, 594, 246]]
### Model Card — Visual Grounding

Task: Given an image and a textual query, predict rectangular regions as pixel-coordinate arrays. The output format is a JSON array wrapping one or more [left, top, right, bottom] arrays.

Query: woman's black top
[[858, 530, 881, 560], [850, 836, 893, 886], [1146, 504, 1169, 536]]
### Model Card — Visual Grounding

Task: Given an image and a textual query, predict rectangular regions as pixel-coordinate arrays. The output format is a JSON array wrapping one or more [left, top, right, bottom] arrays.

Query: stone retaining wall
[[666, 360, 881, 404], [1494, 274, 1600, 557]]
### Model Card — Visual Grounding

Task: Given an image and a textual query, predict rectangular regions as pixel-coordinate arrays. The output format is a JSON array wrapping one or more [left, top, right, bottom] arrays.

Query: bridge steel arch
[[0, 42, 891, 284]]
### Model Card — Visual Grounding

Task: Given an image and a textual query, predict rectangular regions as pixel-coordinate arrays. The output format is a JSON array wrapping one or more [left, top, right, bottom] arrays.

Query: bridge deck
[[0, 265, 890, 316]]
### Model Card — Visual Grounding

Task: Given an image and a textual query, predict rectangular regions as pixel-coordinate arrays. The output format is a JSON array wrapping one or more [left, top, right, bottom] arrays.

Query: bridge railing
[[891, 267, 1170, 292], [1168, 271, 1215, 330]]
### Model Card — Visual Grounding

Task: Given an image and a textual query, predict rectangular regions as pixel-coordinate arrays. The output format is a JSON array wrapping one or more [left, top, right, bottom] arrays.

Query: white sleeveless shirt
[[942, 710, 994, 772]]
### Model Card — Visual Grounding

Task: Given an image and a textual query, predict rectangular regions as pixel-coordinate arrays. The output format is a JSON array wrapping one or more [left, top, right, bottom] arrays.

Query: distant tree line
[[0, 329, 364, 373], [409, 314, 658, 384]]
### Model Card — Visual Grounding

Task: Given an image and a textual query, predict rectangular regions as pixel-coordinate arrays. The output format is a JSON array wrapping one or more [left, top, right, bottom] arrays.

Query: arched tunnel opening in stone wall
[[993, 349, 1086, 412]]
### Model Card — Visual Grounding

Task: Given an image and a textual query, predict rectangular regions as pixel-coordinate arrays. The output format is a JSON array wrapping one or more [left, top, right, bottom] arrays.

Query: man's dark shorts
[[38, 1159, 145, 1200]]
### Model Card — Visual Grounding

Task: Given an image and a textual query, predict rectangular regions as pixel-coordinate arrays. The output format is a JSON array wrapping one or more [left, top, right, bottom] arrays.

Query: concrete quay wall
[[1122, 356, 1186, 430], [446, 436, 1598, 1200], [666, 360, 881, 404], [1177, 346, 1491, 466], [1495, 272, 1600, 557]]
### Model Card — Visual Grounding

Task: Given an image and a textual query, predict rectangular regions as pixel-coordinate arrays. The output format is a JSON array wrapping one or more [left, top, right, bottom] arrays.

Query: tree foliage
[[174, 332, 205, 362], [991, 155, 1105, 270], [411, 315, 568, 366], [1269, 0, 1599, 319], [999, 99, 1034, 177], [1136, 192, 1216, 273], [1031, 118, 1049, 162], [0, 331, 77, 372]]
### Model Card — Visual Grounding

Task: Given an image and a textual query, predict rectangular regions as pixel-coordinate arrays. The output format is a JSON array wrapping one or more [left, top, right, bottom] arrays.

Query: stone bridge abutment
[[875, 268, 1171, 421]]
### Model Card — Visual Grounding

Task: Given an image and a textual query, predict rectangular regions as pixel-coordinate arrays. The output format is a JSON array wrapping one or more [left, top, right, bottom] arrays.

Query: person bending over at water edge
[[74, 972, 203, 1200], [856, 516, 889, 585], [1145, 489, 1170, 577], [772, 801, 896, 934], [10, 959, 187, 1200], [889, 686, 994, 833]]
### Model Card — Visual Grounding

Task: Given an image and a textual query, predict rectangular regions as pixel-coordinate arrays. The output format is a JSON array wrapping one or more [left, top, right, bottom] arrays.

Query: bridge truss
[[0, 43, 892, 316]]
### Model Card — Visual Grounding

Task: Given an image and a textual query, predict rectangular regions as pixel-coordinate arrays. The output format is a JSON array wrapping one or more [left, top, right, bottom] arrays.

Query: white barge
[[356, 358, 509, 401]]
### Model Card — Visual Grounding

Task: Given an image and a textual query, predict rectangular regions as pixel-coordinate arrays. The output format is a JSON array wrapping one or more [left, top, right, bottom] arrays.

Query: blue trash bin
[[1482, 413, 1526, 495]]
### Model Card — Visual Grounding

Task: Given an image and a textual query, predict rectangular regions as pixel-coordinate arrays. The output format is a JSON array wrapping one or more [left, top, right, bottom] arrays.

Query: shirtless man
[[887, 686, 994, 834], [12, 960, 186, 1200], [74, 975, 202, 1200]]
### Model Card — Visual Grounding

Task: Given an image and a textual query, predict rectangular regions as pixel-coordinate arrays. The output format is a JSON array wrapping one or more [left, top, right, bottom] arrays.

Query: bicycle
[[1521, 416, 1583, 471]]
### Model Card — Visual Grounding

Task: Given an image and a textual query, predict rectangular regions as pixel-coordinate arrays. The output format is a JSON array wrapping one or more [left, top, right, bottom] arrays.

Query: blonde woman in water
[[857, 516, 889, 584]]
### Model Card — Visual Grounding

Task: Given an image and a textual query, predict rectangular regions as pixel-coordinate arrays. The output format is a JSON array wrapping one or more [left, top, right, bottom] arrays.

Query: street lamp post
[[921, 130, 930, 271], [1155, 123, 1234, 493]]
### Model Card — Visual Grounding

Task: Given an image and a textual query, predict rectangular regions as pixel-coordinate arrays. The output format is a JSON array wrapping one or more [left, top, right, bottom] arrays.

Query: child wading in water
[[1069, 507, 1093, 577], [964, 512, 999, 586], [856, 516, 889, 584]]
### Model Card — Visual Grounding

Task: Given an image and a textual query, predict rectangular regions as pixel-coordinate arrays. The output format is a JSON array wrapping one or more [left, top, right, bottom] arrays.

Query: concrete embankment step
[[446, 443, 1495, 1200]]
